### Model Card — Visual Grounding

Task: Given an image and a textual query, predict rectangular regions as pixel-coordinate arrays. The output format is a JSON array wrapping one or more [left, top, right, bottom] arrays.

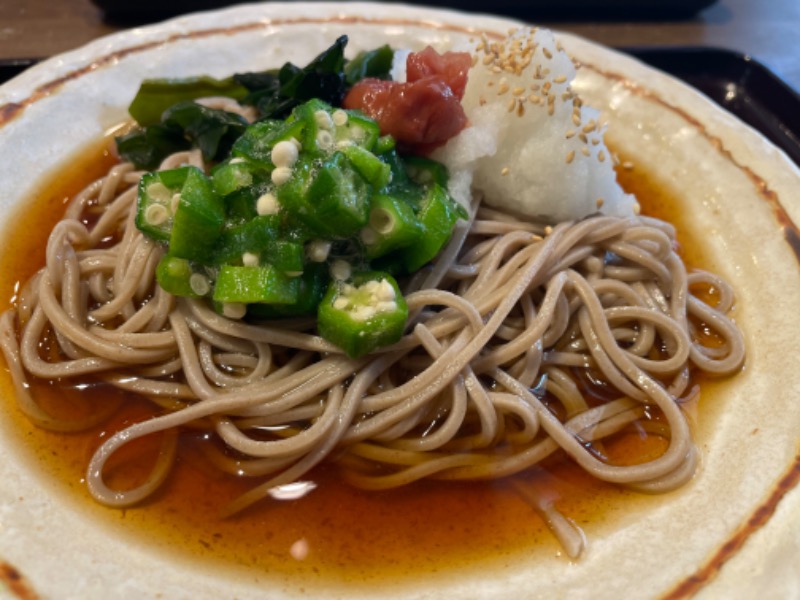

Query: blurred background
[[87, 0, 720, 21], [0, 0, 798, 94]]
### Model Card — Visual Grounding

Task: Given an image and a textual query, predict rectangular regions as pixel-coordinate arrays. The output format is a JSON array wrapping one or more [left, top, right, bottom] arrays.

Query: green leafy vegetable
[[343, 44, 394, 85], [116, 125, 188, 171], [161, 102, 249, 162], [128, 76, 249, 127], [234, 35, 349, 119], [119, 102, 248, 169]]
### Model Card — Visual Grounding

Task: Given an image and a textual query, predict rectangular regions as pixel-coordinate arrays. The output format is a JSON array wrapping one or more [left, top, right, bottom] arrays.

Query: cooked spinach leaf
[[128, 76, 249, 127], [118, 102, 248, 169], [344, 44, 394, 85], [116, 124, 187, 170], [234, 35, 349, 119]]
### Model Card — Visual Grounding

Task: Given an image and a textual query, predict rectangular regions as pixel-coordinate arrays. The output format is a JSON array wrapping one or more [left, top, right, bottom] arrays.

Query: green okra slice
[[135, 167, 192, 243], [212, 264, 300, 305], [360, 194, 422, 259], [168, 167, 226, 263], [400, 183, 467, 272], [317, 271, 408, 358]]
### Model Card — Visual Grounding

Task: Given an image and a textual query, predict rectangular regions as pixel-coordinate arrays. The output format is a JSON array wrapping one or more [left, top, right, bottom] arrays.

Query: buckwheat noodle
[[0, 144, 745, 557]]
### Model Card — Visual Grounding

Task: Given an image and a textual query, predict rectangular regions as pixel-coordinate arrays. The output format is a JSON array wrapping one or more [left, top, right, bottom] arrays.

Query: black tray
[[1, 47, 798, 166], [624, 47, 800, 167]]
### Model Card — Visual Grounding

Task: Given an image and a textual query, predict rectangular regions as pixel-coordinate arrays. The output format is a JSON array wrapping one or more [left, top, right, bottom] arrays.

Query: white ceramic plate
[[1, 3, 799, 599]]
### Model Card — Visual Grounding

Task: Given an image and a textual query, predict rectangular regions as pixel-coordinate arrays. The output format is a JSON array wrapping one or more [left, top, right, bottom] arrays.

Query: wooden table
[[1, 0, 798, 92]]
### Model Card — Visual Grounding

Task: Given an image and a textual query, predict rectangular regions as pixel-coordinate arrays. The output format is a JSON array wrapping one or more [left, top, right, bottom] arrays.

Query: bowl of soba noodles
[[0, 3, 798, 599]]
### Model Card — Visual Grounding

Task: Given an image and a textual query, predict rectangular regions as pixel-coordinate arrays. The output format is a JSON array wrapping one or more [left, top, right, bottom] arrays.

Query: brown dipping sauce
[[0, 141, 721, 590]]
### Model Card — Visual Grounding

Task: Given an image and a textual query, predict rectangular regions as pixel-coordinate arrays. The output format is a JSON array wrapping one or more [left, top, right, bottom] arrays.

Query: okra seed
[[330, 259, 352, 282], [306, 240, 332, 262], [230, 157, 246, 164], [170, 193, 181, 214], [316, 130, 334, 151], [369, 208, 395, 235], [360, 227, 378, 245], [314, 110, 334, 130], [350, 125, 365, 142], [377, 279, 396, 301], [289, 137, 302, 151], [189, 273, 211, 296], [271, 140, 299, 168], [332, 109, 348, 127], [256, 192, 280, 216], [144, 204, 169, 226], [222, 302, 247, 320], [363, 280, 381, 294], [416, 170, 433, 184], [271, 167, 293, 186], [376, 300, 397, 313], [146, 182, 172, 203], [350, 305, 374, 321], [242, 252, 259, 267], [333, 297, 349, 310]]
